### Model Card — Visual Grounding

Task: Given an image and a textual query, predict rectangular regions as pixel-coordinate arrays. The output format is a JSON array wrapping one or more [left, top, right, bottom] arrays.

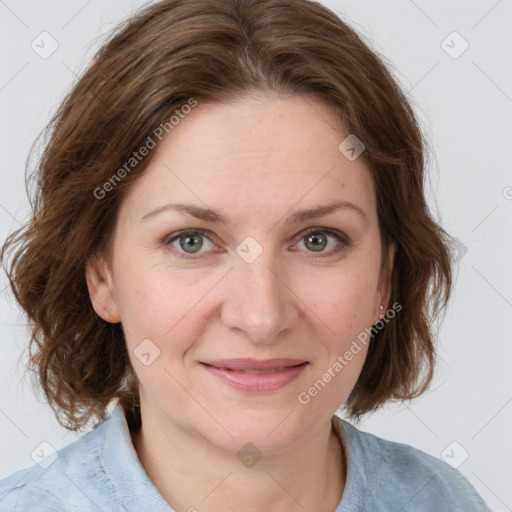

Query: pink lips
[[200, 358, 308, 393]]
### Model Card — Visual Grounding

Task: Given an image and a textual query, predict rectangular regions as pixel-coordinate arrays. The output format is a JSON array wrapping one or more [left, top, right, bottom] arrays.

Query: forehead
[[153, 93, 348, 174], [119, 94, 377, 225]]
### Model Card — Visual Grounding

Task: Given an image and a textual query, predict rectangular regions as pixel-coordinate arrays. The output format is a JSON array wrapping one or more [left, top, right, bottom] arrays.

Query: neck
[[130, 409, 346, 512]]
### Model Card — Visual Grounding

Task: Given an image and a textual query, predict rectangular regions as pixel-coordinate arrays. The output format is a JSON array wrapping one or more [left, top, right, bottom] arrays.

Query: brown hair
[[1, 0, 452, 431]]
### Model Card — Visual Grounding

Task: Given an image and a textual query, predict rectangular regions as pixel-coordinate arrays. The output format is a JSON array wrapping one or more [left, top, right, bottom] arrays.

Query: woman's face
[[87, 93, 393, 454]]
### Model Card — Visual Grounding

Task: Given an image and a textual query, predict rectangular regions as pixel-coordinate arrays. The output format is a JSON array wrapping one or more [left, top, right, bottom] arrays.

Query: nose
[[220, 248, 300, 344]]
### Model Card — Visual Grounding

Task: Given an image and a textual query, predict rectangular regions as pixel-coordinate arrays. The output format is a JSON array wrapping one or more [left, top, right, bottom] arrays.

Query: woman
[[0, 0, 490, 510]]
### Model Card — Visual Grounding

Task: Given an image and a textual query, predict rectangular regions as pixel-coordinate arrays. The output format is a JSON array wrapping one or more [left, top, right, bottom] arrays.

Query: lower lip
[[200, 363, 308, 393]]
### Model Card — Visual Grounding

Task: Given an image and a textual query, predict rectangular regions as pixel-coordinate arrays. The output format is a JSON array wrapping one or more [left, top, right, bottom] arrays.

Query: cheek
[[299, 267, 379, 347], [115, 266, 215, 358], [118, 272, 207, 403], [296, 271, 375, 411]]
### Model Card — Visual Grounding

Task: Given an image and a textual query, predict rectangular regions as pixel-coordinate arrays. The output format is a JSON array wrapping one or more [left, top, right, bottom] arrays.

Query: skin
[[86, 92, 395, 512]]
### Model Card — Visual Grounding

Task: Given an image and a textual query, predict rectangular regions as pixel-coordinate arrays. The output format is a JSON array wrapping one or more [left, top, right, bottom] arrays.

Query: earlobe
[[85, 253, 121, 323]]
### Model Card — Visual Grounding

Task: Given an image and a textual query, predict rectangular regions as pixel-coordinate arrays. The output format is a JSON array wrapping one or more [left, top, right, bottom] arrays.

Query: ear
[[373, 242, 396, 324], [85, 252, 121, 323]]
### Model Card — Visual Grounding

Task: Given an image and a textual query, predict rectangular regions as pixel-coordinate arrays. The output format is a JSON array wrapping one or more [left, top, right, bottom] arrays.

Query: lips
[[200, 358, 307, 372], [200, 358, 309, 392]]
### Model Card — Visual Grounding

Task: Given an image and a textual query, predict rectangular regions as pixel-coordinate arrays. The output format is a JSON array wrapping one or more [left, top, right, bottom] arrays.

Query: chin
[[191, 407, 324, 457]]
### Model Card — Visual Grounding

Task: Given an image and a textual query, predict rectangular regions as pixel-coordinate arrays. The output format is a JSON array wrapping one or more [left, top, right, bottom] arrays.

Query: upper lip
[[200, 358, 308, 371]]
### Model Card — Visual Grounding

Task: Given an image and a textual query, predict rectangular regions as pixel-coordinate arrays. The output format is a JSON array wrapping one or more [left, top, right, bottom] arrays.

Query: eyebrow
[[141, 199, 367, 225]]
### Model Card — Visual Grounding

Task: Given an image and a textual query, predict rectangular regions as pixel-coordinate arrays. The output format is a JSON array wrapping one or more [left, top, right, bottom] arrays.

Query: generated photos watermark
[[94, 98, 198, 200], [297, 301, 402, 405]]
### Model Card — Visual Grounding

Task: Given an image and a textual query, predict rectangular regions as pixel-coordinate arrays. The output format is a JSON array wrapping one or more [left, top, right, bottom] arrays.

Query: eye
[[294, 227, 350, 256], [163, 230, 216, 259]]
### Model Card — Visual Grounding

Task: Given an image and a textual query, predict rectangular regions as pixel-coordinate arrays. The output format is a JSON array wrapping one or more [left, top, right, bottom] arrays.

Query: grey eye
[[304, 232, 328, 252], [164, 229, 216, 259], [179, 233, 204, 253], [178, 234, 203, 254]]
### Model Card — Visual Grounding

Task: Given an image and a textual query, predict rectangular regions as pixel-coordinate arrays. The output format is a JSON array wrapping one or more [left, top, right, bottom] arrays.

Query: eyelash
[[162, 227, 350, 260]]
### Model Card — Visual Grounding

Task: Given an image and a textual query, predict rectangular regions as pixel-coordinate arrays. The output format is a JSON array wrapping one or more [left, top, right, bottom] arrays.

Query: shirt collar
[[101, 403, 173, 510], [331, 414, 374, 510]]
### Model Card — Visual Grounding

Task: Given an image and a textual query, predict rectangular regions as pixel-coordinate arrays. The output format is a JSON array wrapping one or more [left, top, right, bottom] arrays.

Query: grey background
[[0, 0, 511, 510]]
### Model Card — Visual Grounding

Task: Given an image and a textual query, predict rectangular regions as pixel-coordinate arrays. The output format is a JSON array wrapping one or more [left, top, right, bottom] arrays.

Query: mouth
[[199, 359, 309, 392]]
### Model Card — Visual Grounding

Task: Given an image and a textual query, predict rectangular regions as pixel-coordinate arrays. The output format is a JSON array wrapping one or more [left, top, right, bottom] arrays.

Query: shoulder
[[0, 415, 118, 512], [0, 471, 63, 511], [332, 415, 491, 512]]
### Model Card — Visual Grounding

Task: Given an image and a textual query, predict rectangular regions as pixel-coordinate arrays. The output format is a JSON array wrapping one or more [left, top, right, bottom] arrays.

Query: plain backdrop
[[0, 0, 511, 510]]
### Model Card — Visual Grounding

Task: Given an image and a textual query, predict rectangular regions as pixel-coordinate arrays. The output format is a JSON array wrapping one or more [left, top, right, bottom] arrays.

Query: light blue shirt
[[0, 403, 490, 511]]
